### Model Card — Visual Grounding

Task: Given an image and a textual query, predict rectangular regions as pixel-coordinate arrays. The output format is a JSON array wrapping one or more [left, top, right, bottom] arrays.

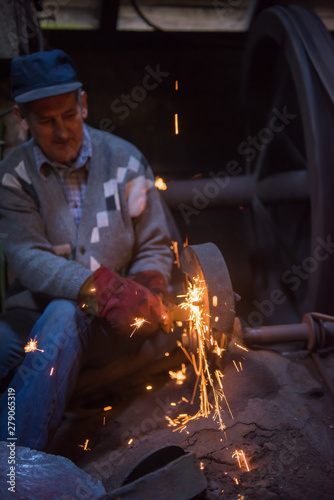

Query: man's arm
[[0, 180, 91, 300], [125, 163, 174, 285]]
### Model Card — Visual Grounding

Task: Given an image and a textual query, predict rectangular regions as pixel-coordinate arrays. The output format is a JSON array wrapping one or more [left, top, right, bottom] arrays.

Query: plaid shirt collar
[[34, 124, 92, 179]]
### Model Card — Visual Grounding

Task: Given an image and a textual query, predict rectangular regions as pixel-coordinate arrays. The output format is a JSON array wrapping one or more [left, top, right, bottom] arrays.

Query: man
[[0, 50, 174, 450]]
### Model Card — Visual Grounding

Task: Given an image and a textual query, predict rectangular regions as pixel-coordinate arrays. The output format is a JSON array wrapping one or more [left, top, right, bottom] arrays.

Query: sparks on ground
[[169, 363, 187, 385], [232, 449, 250, 472]]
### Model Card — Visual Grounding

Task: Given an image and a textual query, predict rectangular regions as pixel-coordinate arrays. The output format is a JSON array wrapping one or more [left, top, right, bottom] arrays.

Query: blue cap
[[11, 49, 82, 103]]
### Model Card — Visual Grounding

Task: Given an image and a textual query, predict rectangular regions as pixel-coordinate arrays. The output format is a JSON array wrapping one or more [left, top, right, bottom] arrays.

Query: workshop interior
[[1, 1, 334, 499]]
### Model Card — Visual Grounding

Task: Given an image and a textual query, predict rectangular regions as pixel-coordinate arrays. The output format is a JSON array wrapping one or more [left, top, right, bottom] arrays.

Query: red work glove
[[77, 266, 169, 336], [129, 270, 176, 305]]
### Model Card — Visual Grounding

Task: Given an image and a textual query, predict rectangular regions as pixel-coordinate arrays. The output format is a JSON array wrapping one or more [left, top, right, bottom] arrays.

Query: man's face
[[18, 91, 88, 165]]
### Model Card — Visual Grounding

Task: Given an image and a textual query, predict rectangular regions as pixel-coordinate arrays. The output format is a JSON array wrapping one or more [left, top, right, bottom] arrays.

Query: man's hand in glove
[[129, 270, 176, 306], [77, 266, 170, 336]]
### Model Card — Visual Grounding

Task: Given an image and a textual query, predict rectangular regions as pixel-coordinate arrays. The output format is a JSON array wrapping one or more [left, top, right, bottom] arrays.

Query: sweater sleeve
[[0, 180, 92, 300], [125, 161, 174, 283]]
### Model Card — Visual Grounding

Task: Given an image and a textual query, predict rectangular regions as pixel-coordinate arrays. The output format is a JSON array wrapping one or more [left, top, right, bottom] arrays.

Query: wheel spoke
[[251, 195, 300, 267], [277, 132, 307, 170], [253, 142, 269, 181], [253, 62, 288, 181]]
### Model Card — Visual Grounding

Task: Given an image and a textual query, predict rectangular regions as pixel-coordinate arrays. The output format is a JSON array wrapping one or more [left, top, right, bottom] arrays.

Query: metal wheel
[[239, 5, 334, 323], [180, 242, 235, 351]]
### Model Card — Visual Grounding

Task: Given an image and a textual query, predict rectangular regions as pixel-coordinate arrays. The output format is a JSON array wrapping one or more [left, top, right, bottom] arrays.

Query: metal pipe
[[243, 322, 310, 345], [161, 171, 309, 209]]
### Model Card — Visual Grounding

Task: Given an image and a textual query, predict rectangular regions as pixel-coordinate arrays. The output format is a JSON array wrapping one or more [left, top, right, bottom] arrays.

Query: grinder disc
[[180, 242, 236, 351]]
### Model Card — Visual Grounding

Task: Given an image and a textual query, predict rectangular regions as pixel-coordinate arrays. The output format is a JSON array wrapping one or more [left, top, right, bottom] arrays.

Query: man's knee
[[37, 299, 93, 354], [44, 298, 77, 318]]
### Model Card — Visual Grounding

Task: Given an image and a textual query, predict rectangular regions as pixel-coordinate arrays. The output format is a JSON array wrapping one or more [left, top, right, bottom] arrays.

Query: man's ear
[[13, 105, 29, 131], [81, 91, 88, 119]]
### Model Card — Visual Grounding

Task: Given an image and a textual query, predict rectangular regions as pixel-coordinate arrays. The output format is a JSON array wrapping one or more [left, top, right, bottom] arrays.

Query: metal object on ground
[[179, 242, 235, 352], [99, 445, 207, 500], [242, 312, 334, 401], [243, 312, 334, 352]]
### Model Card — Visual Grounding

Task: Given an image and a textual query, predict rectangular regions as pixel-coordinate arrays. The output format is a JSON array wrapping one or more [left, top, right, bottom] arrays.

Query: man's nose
[[53, 119, 69, 139]]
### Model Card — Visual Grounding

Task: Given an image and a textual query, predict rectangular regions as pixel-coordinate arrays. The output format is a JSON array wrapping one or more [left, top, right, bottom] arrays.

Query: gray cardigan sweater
[[0, 125, 173, 311]]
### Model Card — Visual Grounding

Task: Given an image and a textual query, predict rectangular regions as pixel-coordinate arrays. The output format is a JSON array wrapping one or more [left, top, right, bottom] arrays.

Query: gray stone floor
[[45, 328, 334, 499]]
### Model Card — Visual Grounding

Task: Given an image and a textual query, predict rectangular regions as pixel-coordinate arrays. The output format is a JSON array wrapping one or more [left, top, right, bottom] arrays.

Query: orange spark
[[130, 317, 149, 337], [78, 439, 91, 451], [155, 176, 167, 191], [146, 385, 152, 391], [173, 277, 232, 432], [234, 343, 249, 352], [232, 449, 250, 472], [50, 367, 54, 376], [175, 113, 179, 135], [171, 240, 181, 269], [233, 360, 240, 372], [24, 337, 44, 353], [212, 340, 225, 357], [169, 363, 187, 385], [104, 406, 112, 412], [128, 438, 133, 446], [165, 415, 177, 427]]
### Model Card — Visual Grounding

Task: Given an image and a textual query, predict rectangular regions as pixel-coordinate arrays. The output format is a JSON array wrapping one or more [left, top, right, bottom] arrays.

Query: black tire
[[239, 5, 334, 323]]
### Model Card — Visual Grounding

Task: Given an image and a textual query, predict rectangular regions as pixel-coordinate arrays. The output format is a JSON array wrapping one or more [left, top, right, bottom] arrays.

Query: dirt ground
[[46, 327, 334, 500]]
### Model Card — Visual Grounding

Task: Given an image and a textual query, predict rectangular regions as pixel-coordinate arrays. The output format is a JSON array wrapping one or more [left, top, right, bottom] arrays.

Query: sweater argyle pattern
[[0, 125, 173, 311]]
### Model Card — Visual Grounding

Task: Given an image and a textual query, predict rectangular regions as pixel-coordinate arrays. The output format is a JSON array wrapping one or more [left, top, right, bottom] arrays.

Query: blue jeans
[[0, 299, 108, 450]]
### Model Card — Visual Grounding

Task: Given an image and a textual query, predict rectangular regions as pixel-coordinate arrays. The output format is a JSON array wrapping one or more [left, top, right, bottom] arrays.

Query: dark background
[[1, 0, 333, 326]]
